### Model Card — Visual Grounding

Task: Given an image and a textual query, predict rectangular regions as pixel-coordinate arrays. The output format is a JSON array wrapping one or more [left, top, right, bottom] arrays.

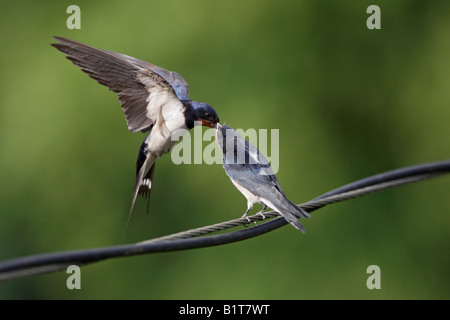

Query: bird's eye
[[205, 112, 210, 117]]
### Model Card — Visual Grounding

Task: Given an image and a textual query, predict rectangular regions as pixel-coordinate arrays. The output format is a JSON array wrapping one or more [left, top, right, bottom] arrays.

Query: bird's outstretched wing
[[51, 37, 189, 133], [103, 49, 190, 101]]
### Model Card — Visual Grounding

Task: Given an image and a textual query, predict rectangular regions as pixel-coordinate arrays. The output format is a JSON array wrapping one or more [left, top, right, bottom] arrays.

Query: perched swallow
[[51, 37, 219, 228], [215, 124, 310, 232]]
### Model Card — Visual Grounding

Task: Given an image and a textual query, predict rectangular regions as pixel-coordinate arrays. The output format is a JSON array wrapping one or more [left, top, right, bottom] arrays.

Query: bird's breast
[[161, 99, 188, 133], [230, 178, 261, 204], [143, 95, 188, 158]]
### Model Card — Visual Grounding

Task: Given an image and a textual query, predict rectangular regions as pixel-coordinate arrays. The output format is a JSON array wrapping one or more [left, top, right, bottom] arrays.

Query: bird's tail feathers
[[272, 198, 310, 233], [137, 163, 156, 215], [285, 199, 311, 219], [280, 210, 307, 234], [123, 158, 154, 239]]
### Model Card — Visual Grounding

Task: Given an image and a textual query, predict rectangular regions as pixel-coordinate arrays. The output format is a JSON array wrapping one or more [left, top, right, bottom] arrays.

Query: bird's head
[[191, 102, 220, 128]]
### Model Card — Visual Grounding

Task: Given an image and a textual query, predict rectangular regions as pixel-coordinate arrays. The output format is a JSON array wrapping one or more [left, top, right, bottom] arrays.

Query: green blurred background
[[0, 0, 449, 299]]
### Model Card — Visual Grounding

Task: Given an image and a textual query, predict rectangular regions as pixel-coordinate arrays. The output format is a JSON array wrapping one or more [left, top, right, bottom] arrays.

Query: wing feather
[[51, 37, 188, 133]]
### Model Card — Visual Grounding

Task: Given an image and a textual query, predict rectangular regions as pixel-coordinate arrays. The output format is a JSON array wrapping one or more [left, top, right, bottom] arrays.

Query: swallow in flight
[[51, 37, 219, 228], [215, 124, 310, 232]]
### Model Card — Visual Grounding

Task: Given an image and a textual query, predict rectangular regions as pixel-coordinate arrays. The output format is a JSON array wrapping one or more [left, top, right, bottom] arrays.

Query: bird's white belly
[[146, 98, 188, 157], [146, 129, 178, 157], [230, 179, 282, 216], [231, 179, 261, 205]]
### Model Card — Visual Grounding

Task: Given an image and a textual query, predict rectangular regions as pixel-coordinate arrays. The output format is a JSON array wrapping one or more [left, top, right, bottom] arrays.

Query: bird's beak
[[199, 117, 220, 128], [198, 119, 215, 128]]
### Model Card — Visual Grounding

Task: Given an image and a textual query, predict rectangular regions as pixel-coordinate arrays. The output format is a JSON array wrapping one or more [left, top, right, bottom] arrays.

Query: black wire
[[313, 160, 450, 200], [0, 160, 449, 282]]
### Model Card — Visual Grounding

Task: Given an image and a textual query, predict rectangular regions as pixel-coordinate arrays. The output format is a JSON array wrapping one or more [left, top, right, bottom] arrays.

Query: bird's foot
[[241, 212, 252, 227], [256, 211, 266, 220], [241, 213, 251, 223]]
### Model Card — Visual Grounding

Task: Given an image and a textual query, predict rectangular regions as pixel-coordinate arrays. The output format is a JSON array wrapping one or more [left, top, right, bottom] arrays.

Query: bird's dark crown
[[183, 100, 219, 129]]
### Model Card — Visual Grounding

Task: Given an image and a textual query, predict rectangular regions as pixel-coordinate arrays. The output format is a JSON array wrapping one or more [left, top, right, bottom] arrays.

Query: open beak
[[199, 119, 213, 127], [199, 119, 218, 128]]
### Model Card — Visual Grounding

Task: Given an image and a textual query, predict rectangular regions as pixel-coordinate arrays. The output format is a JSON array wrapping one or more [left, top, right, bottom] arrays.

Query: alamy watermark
[[366, 265, 381, 289], [367, 5, 381, 30], [66, 265, 81, 289], [170, 125, 280, 174], [66, 5, 81, 30]]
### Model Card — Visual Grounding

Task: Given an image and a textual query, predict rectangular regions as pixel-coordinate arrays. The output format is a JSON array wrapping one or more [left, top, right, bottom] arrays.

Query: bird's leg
[[256, 205, 267, 220], [241, 202, 253, 224]]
